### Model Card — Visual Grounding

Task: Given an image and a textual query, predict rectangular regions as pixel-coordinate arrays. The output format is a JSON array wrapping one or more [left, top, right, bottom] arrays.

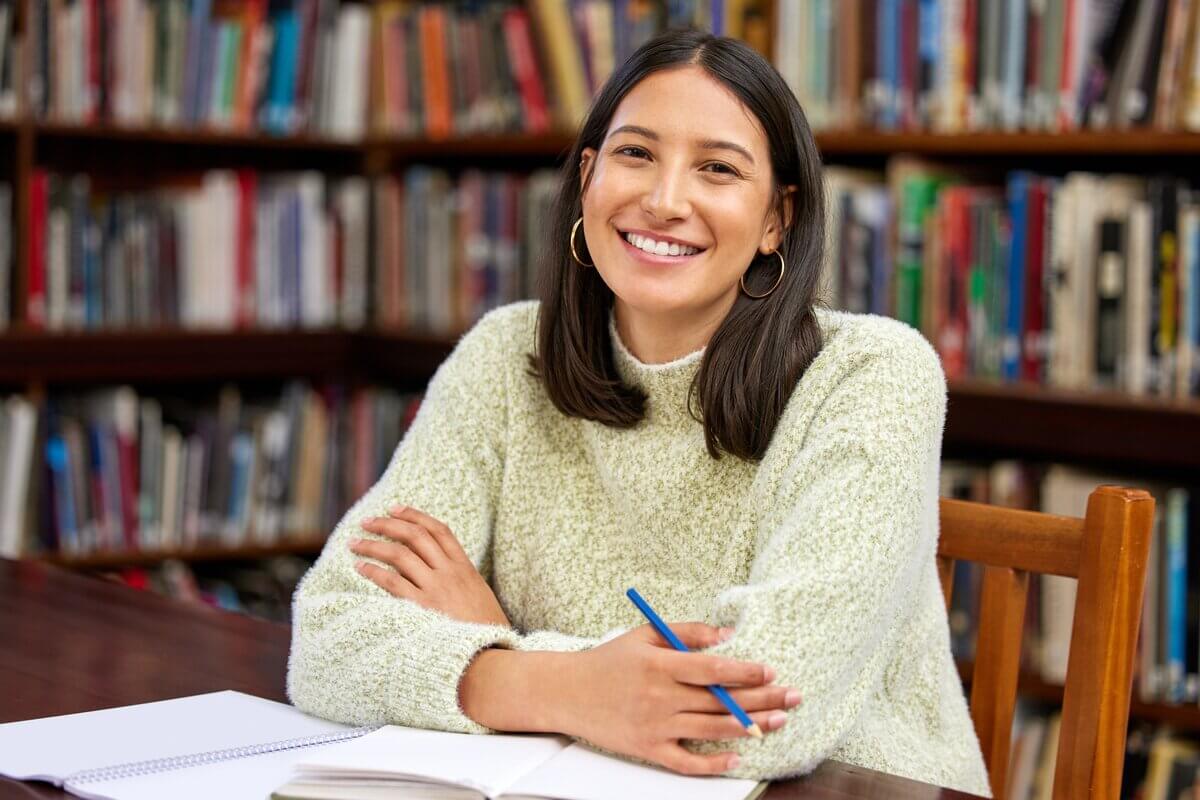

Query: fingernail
[[360, 516, 374, 526], [764, 666, 777, 682], [348, 537, 361, 547], [389, 505, 407, 515], [718, 627, 735, 641], [768, 712, 787, 730], [727, 756, 741, 770], [354, 561, 366, 573], [785, 689, 801, 707]]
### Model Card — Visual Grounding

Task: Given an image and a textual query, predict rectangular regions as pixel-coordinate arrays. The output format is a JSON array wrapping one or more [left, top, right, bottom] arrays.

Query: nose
[[640, 166, 691, 222]]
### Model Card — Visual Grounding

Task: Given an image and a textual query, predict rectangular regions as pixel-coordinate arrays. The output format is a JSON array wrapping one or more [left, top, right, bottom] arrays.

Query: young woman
[[288, 30, 990, 797]]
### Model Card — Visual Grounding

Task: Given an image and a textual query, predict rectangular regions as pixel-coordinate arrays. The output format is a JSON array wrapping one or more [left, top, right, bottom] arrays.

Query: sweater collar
[[608, 310, 705, 422]]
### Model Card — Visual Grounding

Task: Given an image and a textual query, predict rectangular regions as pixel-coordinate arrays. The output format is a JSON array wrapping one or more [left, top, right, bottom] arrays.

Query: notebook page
[[293, 726, 569, 798], [0, 691, 350, 783], [65, 737, 358, 800], [502, 742, 763, 800]]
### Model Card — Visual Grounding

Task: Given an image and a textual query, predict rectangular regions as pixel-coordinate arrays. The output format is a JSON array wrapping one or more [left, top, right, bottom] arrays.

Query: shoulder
[[437, 300, 540, 383], [808, 307, 946, 401]]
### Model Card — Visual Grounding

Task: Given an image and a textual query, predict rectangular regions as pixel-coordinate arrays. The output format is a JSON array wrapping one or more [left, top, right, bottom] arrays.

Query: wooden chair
[[938, 486, 1155, 800]]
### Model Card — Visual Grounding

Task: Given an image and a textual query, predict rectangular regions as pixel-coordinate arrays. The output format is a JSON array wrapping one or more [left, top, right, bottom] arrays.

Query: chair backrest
[[937, 486, 1154, 800]]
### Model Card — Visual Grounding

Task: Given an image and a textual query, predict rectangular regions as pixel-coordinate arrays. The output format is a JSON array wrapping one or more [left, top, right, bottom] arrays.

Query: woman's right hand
[[557, 622, 801, 776]]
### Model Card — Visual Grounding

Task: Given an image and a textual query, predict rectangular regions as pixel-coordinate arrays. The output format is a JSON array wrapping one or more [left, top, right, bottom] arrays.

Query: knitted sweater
[[287, 300, 991, 797]]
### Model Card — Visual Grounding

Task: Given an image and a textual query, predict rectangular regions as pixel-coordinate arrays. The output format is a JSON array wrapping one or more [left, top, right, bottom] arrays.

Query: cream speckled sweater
[[287, 300, 991, 797]]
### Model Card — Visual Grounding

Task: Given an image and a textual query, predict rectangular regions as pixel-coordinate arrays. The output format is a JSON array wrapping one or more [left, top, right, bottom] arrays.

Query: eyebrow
[[608, 124, 756, 165]]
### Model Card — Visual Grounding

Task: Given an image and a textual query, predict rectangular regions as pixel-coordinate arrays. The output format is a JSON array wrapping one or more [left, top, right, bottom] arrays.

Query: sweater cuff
[[389, 618, 521, 734], [514, 629, 602, 653]]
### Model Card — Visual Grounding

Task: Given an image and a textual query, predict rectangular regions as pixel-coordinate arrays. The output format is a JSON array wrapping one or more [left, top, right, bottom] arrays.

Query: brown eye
[[615, 145, 649, 159], [704, 162, 737, 176]]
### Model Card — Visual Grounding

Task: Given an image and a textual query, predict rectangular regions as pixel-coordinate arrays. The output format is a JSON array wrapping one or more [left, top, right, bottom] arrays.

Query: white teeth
[[622, 231, 700, 257]]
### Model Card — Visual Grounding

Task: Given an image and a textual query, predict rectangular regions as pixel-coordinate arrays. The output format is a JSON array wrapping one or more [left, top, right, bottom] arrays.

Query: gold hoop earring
[[570, 217, 594, 267], [740, 250, 785, 298]]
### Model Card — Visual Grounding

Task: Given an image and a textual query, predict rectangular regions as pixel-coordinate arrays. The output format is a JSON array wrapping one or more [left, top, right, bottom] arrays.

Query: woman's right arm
[[459, 624, 802, 776]]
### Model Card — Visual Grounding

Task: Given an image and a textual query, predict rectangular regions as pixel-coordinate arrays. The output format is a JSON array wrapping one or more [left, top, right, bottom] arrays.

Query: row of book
[[826, 162, 1200, 398], [1004, 711, 1200, 798], [30, 0, 370, 138], [24, 166, 556, 335], [27, 170, 371, 331], [0, 383, 421, 560], [942, 461, 1199, 708], [777, 0, 1200, 134]]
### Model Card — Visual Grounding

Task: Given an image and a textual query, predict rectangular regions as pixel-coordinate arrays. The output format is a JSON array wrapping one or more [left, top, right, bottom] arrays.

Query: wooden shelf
[[39, 537, 327, 569], [33, 120, 362, 153], [13, 121, 1200, 160], [945, 379, 1200, 473], [959, 660, 1200, 731], [813, 129, 1200, 157], [5, 328, 1200, 471]]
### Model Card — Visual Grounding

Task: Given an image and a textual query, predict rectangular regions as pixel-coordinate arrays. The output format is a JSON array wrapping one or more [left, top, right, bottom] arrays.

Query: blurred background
[[0, 2, 1196, 796]]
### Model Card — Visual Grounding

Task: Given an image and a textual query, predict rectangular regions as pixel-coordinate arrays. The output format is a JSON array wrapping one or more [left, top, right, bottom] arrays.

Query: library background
[[0, 0, 1196, 797]]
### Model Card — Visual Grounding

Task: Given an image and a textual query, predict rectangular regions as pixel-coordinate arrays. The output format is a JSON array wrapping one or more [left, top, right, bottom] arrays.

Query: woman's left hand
[[349, 505, 512, 628]]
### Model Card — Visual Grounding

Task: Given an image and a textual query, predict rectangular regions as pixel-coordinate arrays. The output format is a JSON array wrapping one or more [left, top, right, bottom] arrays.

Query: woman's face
[[579, 65, 786, 322]]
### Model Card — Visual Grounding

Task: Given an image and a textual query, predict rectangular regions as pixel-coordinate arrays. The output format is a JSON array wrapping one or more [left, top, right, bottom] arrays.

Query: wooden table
[[0, 558, 982, 799]]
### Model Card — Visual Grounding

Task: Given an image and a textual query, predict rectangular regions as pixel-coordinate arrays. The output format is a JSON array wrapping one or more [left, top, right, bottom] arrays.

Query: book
[[0, 691, 369, 800], [273, 725, 766, 800]]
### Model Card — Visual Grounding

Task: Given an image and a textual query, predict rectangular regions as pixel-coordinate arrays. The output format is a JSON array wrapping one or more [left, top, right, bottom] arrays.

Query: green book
[[896, 174, 942, 330]]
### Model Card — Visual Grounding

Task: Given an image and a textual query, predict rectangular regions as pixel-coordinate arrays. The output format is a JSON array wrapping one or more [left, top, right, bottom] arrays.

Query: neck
[[612, 296, 734, 364]]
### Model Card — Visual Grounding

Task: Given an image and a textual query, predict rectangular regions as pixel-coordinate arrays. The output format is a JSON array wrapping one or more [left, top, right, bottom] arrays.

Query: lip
[[618, 227, 708, 251], [618, 229, 706, 265]]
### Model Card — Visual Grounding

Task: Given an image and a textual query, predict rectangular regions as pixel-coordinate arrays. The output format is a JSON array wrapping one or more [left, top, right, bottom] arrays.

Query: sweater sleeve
[[686, 331, 947, 780], [287, 306, 599, 733]]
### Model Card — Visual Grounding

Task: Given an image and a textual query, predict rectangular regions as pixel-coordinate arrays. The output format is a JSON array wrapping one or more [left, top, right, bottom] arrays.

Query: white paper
[[294, 726, 569, 799], [0, 691, 350, 784], [504, 743, 761, 800]]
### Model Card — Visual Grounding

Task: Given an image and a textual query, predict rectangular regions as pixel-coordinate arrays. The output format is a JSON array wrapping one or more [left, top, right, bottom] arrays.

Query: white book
[[0, 395, 35, 558], [0, 691, 366, 800], [1126, 202, 1154, 396], [278, 725, 764, 800]]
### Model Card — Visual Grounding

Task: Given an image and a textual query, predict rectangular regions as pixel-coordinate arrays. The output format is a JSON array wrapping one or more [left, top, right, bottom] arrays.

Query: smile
[[618, 229, 707, 263]]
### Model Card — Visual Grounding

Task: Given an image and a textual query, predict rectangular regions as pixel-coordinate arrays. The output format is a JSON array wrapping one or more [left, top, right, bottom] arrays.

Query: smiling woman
[[287, 29, 993, 799]]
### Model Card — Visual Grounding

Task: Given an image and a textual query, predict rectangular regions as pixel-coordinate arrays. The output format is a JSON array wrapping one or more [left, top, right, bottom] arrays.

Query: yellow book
[[528, 0, 589, 130]]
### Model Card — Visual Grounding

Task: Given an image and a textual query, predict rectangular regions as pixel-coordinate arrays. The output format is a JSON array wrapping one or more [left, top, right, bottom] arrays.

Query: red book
[[115, 425, 139, 550], [1021, 180, 1048, 383], [938, 187, 972, 380], [27, 171, 49, 328], [418, 6, 453, 139], [501, 7, 550, 134], [1057, 0, 1077, 130], [234, 170, 257, 328]]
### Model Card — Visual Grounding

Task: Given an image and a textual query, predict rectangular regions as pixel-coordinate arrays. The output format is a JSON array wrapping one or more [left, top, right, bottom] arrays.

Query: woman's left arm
[[687, 332, 947, 779]]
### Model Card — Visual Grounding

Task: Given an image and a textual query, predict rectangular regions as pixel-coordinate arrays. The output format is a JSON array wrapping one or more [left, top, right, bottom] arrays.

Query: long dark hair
[[527, 30, 826, 462]]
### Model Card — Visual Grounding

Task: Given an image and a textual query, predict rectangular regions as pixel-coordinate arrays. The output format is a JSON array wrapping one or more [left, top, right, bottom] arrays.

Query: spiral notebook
[[0, 691, 374, 800]]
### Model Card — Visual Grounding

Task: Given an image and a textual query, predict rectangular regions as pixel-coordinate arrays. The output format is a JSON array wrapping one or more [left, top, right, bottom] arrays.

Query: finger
[[662, 651, 776, 688], [669, 709, 789, 741], [391, 506, 469, 562], [350, 539, 434, 588], [654, 744, 741, 777], [680, 684, 801, 713], [355, 561, 418, 599], [364, 514, 446, 569], [642, 621, 734, 650]]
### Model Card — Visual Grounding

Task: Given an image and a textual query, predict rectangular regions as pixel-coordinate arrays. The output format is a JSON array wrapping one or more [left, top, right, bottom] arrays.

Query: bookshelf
[[2, 1, 1200, 792]]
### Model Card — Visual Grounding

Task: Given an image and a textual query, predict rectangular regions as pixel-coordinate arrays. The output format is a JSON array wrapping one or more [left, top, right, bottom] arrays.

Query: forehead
[[605, 65, 768, 155]]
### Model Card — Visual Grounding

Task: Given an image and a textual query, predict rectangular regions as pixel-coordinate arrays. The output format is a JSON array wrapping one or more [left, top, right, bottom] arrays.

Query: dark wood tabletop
[[0, 558, 983, 799]]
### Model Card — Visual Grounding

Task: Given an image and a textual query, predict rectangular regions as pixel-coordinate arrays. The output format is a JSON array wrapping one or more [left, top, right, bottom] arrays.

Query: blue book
[[183, 0, 213, 125], [879, 0, 900, 129], [1166, 489, 1189, 701], [1002, 173, 1030, 381], [46, 433, 77, 553], [917, 0, 940, 126], [264, 9, 300, 134]]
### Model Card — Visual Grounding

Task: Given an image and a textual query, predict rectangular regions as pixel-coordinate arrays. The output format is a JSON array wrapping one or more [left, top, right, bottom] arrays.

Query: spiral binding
[[65, 725, 378, 786]]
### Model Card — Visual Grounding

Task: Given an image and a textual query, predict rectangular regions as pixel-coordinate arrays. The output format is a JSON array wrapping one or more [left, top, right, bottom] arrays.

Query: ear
[[580, 148, 597, 192], [760, 185, 797, 254]]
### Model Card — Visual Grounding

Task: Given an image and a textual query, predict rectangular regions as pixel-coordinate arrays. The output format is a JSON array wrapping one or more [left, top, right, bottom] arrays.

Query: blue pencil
[[626, 587, 763, 738]]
